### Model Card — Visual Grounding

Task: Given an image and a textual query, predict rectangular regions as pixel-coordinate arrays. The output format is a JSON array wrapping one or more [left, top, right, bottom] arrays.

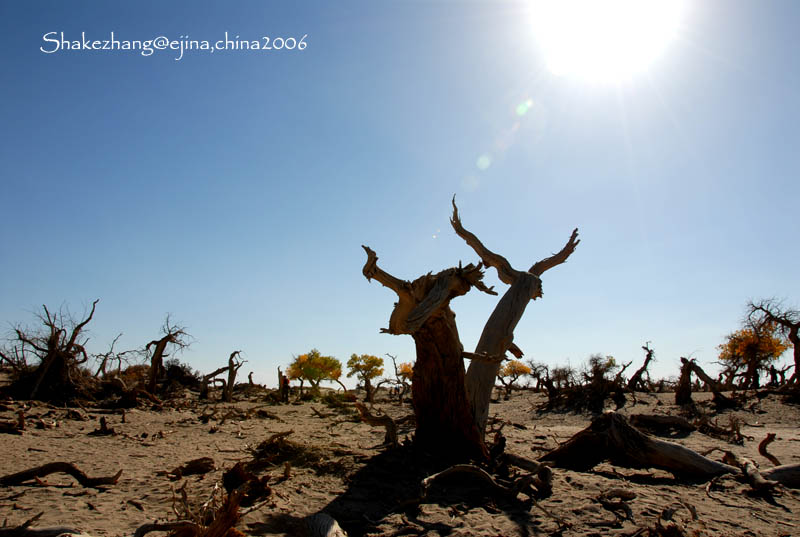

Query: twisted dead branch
[[0, 462, 122, 488]]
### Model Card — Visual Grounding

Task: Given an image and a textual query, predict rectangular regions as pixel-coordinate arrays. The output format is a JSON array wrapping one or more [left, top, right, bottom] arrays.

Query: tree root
[[0, 462, 122, 488], [504, 453, 553, 498], [353, 403, 397, 447], [421, 464, 531, 501]]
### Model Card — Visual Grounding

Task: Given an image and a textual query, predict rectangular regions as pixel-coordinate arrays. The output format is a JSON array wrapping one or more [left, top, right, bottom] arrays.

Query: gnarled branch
[[450, 197, 520, 285], [0, 462, 122, 488], [528, 228, 580, 276], [361, 245, 412, 299]]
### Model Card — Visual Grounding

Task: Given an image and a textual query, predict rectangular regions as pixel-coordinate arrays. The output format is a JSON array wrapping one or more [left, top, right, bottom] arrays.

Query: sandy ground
[[1, 388, 799, 537]]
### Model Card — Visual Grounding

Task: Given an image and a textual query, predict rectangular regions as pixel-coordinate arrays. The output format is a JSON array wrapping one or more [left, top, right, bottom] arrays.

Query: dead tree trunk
[[790, 327, 800, 384], [451, 199, 579, 436], [362, 200, 578, 457], [677, 357, 737, 409], [145, 320, 188, 394], [362, 245, 491, 460], [200, 365, 229, 400], [627, 342, 654, 392], [675, 357, 693, 406], [146, 338, 169, 394], [386, 353, 410, 404], [222, 351, 245, 402]]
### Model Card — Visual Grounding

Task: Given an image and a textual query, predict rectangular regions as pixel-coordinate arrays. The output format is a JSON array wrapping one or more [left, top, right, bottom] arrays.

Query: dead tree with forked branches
[[145, 316, 190, 394], [1, 300, 99, 402], [450, 199, 579, 436], [197, 352, 245, 401], [362, 198, 578, 459], [93, 333, 136, 378], [627, 342, 655, 392], [222, 351, 245, 402]]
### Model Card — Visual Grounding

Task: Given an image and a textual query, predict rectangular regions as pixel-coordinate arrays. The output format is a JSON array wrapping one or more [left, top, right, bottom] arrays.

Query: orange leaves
[[397, 362, 414, 380]]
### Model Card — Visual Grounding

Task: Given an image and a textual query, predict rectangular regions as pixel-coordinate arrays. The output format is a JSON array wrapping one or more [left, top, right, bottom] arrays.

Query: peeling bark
[[362, 199, 578, 458], [362, 245, 488, 460], [451, 199, 579, 435]]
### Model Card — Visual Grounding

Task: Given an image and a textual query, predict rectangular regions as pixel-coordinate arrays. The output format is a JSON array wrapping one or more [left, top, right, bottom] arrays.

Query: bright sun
[[529, 0, 686, 84]]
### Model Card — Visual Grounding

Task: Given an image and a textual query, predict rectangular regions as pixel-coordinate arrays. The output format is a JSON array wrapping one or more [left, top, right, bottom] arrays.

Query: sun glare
[[530, 0, 686, 84]]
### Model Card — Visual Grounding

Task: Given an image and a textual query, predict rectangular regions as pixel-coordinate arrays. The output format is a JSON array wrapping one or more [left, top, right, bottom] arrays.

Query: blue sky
[[1, 1, 798, 387]]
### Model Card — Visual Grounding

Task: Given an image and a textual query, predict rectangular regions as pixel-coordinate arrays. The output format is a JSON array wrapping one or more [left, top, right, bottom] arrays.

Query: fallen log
[[629, 414, 696, 435], [761, 463, 800, 488], [722, 452, 780, 494], [0, 512, 83, 537], [540, 412, 736, 479], [0, 462, 122, 488]]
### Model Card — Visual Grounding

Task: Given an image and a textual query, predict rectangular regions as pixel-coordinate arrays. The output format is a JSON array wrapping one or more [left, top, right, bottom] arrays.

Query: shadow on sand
[[256, 443, 538, 536]]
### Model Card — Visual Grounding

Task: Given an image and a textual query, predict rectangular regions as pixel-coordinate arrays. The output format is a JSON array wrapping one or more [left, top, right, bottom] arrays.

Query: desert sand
[[1, 388, 799, 537]]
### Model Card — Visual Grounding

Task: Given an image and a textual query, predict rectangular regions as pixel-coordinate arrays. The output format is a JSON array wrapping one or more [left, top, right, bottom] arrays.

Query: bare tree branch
[[361, 245, 412, 298], [528, 228, 580, 276], [65, 299, 99, 350], [450, 197, 519, 285]]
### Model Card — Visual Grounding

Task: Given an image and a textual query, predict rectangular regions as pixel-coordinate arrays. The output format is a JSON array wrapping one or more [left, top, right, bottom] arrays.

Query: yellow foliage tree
[[287, 349, 345, 394], [718, 326, 789, 388], [397, 362, 414, 382], [497, 359, 532, 396], [347, 354, 384, 402]]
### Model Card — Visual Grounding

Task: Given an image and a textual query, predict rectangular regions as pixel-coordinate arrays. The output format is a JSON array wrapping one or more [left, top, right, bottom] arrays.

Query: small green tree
[[347, 354, 384, 402], [287, 349, 345, 395]]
